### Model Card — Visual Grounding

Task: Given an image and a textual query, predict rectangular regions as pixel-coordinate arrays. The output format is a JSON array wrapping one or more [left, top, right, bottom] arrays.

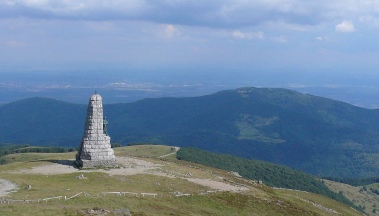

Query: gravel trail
[[8, 156, 249, 192], [0, 179, 18, 197]]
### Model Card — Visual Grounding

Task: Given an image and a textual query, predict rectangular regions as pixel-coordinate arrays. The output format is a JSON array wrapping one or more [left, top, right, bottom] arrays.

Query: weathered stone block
[[76, 93, 117, 169]]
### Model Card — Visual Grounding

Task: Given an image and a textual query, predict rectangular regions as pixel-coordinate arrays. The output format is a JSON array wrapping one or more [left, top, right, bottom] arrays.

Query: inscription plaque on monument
[[75, 93, 117, 168]]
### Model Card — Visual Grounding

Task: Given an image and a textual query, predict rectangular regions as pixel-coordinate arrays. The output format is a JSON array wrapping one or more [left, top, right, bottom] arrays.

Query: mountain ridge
[[1, 87, 379, 178]]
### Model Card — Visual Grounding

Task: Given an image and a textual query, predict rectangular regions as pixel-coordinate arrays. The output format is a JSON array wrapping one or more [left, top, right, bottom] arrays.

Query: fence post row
[[0, 190, 220, 204]]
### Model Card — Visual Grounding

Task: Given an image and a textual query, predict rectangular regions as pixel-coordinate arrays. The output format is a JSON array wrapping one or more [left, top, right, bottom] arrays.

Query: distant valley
[[1, 87, 379, 178]]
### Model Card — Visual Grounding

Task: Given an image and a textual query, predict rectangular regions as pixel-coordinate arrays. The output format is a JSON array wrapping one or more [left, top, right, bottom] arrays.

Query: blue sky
[[1, 0, 379, 72], [2, 1, 379, 108]]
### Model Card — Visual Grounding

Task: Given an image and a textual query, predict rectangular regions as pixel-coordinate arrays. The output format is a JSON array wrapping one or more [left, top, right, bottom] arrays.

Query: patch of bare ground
[[8, 156, 250, 192], [0, 179, 18, 197], [186, 178, 249, 192]]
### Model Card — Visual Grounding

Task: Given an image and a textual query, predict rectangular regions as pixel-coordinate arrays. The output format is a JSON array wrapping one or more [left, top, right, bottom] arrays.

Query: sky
[[1, 1, 379, 106]]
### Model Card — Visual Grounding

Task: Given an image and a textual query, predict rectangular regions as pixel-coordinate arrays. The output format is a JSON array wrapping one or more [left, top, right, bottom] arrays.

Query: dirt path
[[8, 156, 249, 192], [10, 157, 162, 176], [158, 147, 180, 158], [0, 179, 18, 197], [186, 178, 249, 192]]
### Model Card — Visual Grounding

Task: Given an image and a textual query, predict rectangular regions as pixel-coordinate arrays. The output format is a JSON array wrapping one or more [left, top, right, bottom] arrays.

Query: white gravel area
[[0, 179, 18, 197], [9, 157, 162, 176], [186, 178, 250, 191], [8, 156, 249, 192]]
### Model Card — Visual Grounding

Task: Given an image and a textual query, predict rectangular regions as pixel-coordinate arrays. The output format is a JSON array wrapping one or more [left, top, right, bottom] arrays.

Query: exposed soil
[[9, 156, 249, 192], [0, 179, 18, 197]]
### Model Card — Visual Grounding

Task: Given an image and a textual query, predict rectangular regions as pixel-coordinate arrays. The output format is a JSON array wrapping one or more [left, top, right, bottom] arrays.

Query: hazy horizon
[[1, 1, 379, 107], [2, 68, 379, 109]]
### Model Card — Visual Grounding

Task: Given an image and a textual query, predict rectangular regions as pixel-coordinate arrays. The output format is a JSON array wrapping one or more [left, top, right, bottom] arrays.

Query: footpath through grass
[[0, 145, 363, 215]]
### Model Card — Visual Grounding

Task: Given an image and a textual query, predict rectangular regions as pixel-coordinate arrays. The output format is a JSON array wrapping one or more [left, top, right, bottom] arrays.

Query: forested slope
[[1, 87, 379, 177], [176, 147, 359, 211]]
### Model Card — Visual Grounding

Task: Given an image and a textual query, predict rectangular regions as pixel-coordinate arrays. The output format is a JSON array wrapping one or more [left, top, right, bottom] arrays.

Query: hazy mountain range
[[1, 87, 379, 178], [2, 70, 379, 108]]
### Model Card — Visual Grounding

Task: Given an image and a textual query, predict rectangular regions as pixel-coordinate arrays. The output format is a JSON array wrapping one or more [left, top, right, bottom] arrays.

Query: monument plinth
[[76, 93, 117, 168]]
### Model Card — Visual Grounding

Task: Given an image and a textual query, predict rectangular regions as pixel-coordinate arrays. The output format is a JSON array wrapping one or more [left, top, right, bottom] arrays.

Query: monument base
[[75, 159, 118, 169]]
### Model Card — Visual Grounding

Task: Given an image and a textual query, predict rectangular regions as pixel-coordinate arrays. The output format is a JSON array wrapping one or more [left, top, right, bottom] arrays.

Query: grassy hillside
[[324, 179, 379, 216], [176, 147, 358, 211], [2, 87, 379, 178], [323, 176, 379, 186], [0, 145, 362, 215]]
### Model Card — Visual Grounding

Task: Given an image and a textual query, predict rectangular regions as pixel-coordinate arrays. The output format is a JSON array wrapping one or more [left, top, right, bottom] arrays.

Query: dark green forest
[[1, 87, 379, 178], [177, 147, 360, 211]]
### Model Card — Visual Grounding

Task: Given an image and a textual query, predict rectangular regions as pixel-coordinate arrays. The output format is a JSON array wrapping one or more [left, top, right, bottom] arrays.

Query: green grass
[[0, 145, 363, 215], [0, 152, 76, 172], [1, 152, 75, 164], [2, 191, 358, 216], [276, 190, 361, 216], [367, 183, 379, 190], [4, 194, 347, 215], [0, 173, 210, 200], [114, 145, 175, 158], [323, 179, 379, 215], [235, 119, 285, 143], [234, 114, 284, 143], [161, 151, 179, 161]]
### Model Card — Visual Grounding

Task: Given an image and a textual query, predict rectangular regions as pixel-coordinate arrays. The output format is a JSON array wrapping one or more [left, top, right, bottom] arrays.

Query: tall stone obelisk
[[76, 92, 117, 168]]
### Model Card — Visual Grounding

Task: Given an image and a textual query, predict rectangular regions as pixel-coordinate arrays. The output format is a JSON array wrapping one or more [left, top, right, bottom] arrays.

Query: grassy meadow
[[322, 179, 379, 215], [0, 145, 363, 215]]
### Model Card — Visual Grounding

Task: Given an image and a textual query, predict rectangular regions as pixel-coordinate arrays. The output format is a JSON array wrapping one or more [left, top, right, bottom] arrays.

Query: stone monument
[[76, 92, 117, 168]]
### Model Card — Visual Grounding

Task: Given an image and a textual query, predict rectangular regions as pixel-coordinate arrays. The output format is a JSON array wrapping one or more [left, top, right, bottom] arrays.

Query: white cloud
[[1, 1, 376, 26], [270, 35, 287, 43], [4, 0, 16, 6], [335, 21, 355, 32], [359, 15, 373, 22], [1, 0, 149, 19], [231, 30, 264, 40], [359, 15, 379, 27], [164, 24, 179, 37], [23, 0, 51, 7], [3, 0, 378, 34], [153, 24, 180, 38], [84, 21, 115, 32], [5, 40, 23, 47], [1, 0, 379, 76], [0, 1, 328, 28]]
